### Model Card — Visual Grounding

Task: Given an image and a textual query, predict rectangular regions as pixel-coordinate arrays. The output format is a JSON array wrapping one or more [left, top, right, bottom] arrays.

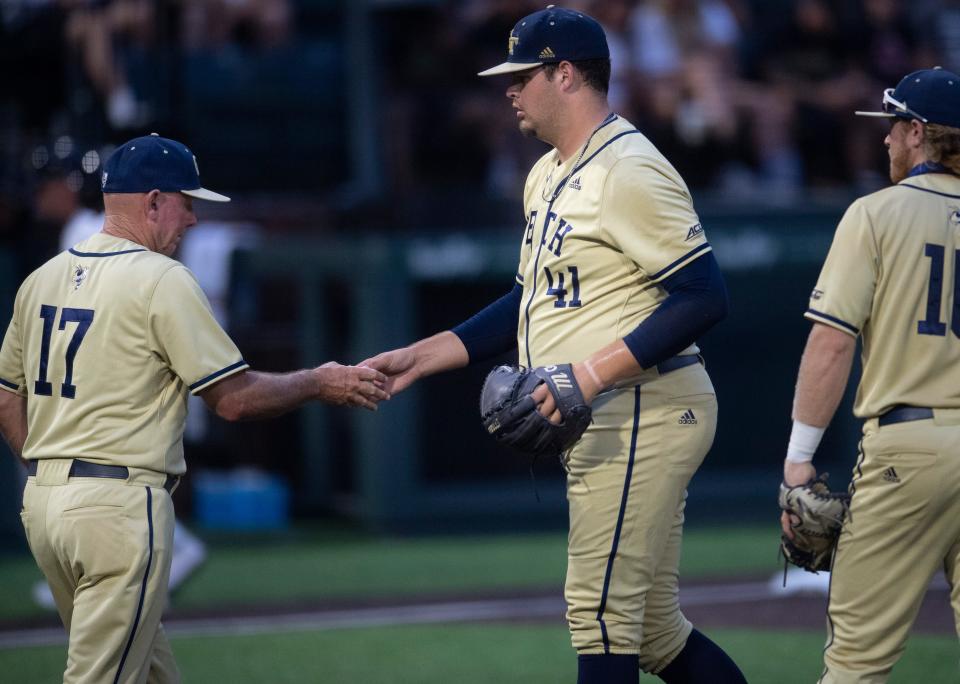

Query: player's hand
[[315, 362, 389, 410], [359, 348, 419, 395], [781, 460, 817, 539], [532, 382, 561, 424], [532, 363, 599, 424]]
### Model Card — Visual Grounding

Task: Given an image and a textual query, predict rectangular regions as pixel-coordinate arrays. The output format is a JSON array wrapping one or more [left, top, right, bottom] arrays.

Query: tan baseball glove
[[778, 473, 850, 573]]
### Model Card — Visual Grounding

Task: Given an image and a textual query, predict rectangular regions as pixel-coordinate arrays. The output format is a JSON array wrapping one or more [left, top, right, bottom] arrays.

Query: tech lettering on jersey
[[539, 211, 557, 246], [525, 210, 538, 246], [547, 216, 575, 257]]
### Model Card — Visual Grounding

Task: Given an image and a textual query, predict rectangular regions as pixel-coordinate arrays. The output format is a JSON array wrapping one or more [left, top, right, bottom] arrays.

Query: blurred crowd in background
[[0, 0, 957, 274]]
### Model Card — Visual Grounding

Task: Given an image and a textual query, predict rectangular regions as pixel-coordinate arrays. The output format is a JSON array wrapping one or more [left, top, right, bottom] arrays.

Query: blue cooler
[[193, 468, 290, 530]]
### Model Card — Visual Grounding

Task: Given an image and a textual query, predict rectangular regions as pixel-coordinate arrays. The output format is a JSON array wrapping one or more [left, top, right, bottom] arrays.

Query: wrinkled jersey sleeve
[[601, 157, 710, 282], [805, 200, 878, 337], [0, 290, 25, 395], [147, 265, 249, 394]]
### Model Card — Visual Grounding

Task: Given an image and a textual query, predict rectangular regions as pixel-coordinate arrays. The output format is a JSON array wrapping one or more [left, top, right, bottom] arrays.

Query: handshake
[[358, 336, 593, 457]]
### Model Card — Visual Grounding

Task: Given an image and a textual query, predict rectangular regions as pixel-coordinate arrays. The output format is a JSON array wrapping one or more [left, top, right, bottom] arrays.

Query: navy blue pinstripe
[[806, 308, 859, 335], [898, 183, 960, 199], [596, 385, 642, 652], [820, 439, 863, 683], [523, 197, 559, 369], [114, 487, 153, 684], [649, 243, 712, 281], [189, 360, 248, 391], [69, 248, 146, 258]]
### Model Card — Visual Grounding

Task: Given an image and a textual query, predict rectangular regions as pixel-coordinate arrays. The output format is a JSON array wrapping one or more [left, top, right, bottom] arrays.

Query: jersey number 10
[[35, 304, 95, 399]]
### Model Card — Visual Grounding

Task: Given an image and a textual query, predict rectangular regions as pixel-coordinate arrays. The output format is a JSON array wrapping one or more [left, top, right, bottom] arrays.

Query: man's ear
[[557, 61, 576, 90], [909, 120, 926, 147], [144, 190, 161, 219]]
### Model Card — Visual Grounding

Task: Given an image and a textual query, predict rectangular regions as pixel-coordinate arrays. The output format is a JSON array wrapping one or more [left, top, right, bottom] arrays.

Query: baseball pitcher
[[363, 8, 745, 684]]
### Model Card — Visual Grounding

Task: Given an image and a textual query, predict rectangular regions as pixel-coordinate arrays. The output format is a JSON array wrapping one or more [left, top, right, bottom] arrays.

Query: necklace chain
[[542, 112, 615, 204]]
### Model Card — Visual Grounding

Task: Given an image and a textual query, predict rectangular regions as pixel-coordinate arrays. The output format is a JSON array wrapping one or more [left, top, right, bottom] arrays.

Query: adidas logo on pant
[[882, 466, 900, 483], [678, 409, 697, 425]]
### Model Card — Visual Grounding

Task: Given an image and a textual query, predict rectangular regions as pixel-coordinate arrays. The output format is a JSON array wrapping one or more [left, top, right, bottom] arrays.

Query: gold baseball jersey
[[517, 114, 709, 370], [806, 172, 960, 417], [0, 232, 248, 474]]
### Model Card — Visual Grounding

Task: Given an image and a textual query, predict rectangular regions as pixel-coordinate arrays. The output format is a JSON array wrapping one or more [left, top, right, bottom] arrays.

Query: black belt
[[27, 459, 179, 493], [656, 355, 702, 375], [878, 406, 934, 427]]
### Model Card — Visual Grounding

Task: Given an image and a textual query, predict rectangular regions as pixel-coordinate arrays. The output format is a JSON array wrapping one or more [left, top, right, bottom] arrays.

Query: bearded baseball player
[[362, 7, 745, 683], [0, 134, 387, 683], [780, 67, 960, 683]]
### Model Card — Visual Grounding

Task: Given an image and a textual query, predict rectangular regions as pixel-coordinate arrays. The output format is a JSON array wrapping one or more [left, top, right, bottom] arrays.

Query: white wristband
[[786, 420, 825, 463]]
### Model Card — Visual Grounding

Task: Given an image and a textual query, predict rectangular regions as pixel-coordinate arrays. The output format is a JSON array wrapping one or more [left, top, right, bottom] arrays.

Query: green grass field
[[1, 524, 956, 682], [0, 524, 781, 620], [1, 625, 956, 683]]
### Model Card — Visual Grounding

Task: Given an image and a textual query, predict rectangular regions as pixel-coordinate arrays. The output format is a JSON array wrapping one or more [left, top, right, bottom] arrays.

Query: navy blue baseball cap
[[101, 133, 230, 202], [856, 67, 960, 128], [478, 5, 609, 77]]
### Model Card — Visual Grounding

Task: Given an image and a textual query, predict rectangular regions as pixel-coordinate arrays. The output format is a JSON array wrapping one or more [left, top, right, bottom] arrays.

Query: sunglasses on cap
[[880, 88, 928, 123]]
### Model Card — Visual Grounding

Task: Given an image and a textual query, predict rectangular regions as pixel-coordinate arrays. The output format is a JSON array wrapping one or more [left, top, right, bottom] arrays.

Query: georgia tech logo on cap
[[508, 32, 519, 56]]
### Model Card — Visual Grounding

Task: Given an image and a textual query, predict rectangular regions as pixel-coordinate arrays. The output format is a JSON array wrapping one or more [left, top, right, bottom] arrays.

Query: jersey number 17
[[34, 304, 95, 399]]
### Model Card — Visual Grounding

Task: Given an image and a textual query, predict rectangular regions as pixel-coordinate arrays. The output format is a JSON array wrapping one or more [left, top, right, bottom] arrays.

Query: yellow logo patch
[[539, 47, 556, 59]]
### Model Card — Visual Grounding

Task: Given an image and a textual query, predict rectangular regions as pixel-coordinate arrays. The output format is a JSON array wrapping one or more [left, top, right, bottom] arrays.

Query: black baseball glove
[[480, 364, 592, 457], [778, 473, 850, 573]]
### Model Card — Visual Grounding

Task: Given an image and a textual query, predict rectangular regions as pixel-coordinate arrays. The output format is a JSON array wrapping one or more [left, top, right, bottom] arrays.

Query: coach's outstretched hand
[[316, 362, 390, 410]]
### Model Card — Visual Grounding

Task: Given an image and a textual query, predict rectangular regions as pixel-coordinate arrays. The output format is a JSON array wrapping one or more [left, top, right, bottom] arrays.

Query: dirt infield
[[0, 574, 953, 649], [681, 575, 955, 636]]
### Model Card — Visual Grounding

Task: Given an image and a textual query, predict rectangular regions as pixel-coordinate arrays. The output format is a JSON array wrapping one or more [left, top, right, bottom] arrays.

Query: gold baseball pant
[[21, 459, 179, 684], [564, 363, 717, 673], [821, 410, 960, 684]]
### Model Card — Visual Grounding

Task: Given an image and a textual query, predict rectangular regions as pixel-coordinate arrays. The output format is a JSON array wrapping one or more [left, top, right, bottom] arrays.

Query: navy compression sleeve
[[623, 251, 728, 369], [451, 283, 522, 363]]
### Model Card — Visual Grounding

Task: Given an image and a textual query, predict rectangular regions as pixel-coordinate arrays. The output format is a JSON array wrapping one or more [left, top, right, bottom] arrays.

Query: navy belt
[[27, 459, 179, 493], [656, 354, 702, 375], [878, 406, 934, 427]]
